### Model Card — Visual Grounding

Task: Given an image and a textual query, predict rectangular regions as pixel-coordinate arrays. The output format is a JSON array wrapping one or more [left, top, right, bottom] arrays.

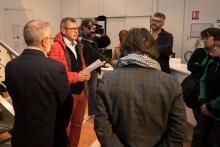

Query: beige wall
[[1, 0, 220, 65]]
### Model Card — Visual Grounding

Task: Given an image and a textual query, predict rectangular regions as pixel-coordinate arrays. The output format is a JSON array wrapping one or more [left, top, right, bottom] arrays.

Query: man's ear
[[162, 20, 165, 26], [42, 38, 47, 48], [61, 28, 66, 34]]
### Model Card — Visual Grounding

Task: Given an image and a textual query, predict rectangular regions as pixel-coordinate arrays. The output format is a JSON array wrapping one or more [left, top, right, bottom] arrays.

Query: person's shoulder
[[195, 47, 205, 51], [193, 48, 207, 55], [46, 57, 64, 69], [51, 33, 65, 50], [154, 70, 179, 83], [5, 57, 16, 69], [160, 29, 173, 37], [5, 54, 22, 68], [51, 41, 63, 49]]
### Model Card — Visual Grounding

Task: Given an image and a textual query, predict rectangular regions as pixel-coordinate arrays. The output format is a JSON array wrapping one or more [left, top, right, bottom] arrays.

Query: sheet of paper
[[81, 59, 106, 73]]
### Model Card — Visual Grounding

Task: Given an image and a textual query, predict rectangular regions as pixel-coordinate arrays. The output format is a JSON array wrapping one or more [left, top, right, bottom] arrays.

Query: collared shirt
[[28, 46, 48, 57], [63, 37, 77, 59]]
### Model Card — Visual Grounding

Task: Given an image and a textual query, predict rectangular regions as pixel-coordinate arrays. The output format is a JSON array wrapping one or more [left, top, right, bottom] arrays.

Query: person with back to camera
[[191, 30, 220, 147], [94, 27, 187, 147], [186, 28, 220, 121], [5, 20, 72, 147], [151, 12, 173, 73], [48, 17, 90, 147], [111, 30, 128, 66]]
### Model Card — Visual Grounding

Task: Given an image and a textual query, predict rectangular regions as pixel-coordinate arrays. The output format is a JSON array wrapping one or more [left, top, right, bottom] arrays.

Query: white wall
[[1, 0, 220, 60], [158, 0, 185, 58], [0, 0, 61, 41], [61, 0, 154, 50], [0, 0, 62, 79], [0, 5, 4, 40], [182, 0, 220, 61]]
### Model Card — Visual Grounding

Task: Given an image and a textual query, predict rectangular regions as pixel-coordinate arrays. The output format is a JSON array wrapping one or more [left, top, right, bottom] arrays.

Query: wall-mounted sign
[[192, 11, 200, 20], [190, 23, 213, 38]]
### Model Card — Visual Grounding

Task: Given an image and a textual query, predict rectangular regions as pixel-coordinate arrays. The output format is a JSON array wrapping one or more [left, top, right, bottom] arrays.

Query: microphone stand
[[81, 40, 113, 69]]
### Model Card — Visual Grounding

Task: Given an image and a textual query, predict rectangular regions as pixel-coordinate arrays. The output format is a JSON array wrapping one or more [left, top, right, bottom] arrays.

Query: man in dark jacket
[[79, 18, 110, 116], [5, 20, 72, 147], [151, 12, 173, 73]]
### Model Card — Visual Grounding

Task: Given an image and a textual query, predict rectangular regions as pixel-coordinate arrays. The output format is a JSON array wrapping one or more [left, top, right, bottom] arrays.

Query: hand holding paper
[[81, 59, 106, 73], [77, 72, 91, 81]]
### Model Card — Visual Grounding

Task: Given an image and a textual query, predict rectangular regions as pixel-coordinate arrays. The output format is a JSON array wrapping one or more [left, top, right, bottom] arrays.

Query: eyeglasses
[[151, 19, 163, 23], [65, 27, 79, 32], [200, 36, 213, 41], [41, 37, 54, 43]]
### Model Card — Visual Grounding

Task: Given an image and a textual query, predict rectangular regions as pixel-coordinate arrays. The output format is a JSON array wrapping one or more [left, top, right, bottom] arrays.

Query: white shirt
[[63, 37, 78, 60]]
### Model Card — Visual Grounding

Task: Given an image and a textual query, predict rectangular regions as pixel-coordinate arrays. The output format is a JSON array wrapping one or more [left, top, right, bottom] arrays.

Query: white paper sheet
[[81, 59, 106, 73]]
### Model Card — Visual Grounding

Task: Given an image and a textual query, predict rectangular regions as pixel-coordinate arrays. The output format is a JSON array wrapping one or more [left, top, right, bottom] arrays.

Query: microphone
[[78, 37, 94, 43], [78, 36, 113, 67]]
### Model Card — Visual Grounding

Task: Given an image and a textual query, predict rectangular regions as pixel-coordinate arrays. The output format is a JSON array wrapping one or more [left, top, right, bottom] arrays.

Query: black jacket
[[5, 49, 72, 147], [156, 29, 173, 73], [80, 33, 101, 73]]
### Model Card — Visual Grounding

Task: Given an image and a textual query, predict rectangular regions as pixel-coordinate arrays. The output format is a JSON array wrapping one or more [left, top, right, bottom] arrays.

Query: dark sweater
[[199, 57, 220, 119], [187, 48, 211, 77], [156, 29, 173, 73]]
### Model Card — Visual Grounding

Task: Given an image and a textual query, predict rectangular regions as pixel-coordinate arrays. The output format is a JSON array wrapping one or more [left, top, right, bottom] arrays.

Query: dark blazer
[[95, 67, 187, 147], [5, 49, 72, 147]]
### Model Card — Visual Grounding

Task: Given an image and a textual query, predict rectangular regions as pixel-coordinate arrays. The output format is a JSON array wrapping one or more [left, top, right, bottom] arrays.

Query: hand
[[83, 73, 91, 80], [77, 72, 90, 81], [201, 104, 212, 116]]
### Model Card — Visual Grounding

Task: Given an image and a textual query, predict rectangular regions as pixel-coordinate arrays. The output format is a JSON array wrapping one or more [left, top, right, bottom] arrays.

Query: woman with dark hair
[[94, 28, 187, 147], [188, 28, 220, 76], [191, 30, 220, 147], [186, 28, 220, 120]]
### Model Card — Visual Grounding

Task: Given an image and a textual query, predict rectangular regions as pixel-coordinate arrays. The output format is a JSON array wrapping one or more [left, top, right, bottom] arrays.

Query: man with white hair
[[5, 20, 72, 147]]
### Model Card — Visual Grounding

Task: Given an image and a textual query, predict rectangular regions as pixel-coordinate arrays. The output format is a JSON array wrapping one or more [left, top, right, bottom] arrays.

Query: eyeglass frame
[[151, 18, 164, 23], [65, 27, 79, 32], [200, 36, 213, 41]]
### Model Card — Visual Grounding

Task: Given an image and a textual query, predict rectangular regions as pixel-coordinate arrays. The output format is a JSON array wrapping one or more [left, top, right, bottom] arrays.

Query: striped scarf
[[115, 53, 161, 70]]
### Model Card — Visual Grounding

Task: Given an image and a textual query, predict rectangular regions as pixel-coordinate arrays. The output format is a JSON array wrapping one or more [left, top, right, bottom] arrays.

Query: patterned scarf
[[115, 53, 161, 70]]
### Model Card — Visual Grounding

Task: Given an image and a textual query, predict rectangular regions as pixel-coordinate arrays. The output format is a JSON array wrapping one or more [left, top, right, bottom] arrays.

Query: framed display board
[[190, 23, 213, 38]]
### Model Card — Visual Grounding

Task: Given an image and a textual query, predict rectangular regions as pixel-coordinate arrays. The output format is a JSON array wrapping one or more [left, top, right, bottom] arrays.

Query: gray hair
[[23, 20, 50, 46], [60, 17, 76, 29]]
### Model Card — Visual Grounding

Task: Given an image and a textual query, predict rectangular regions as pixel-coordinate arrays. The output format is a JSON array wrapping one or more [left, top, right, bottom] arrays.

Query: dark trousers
[[87, 71, 98, 115], [191, 114, 220, 147], [192, 105, 201, 121]]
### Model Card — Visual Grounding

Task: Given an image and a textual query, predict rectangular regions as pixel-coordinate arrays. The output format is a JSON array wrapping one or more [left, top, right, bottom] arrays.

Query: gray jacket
[[95, 67, 187, 147]]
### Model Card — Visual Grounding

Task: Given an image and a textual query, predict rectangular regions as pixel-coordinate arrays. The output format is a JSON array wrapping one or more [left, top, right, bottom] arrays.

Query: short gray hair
[[23, 20, 50, 46], [60, 17, 76, 29]]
